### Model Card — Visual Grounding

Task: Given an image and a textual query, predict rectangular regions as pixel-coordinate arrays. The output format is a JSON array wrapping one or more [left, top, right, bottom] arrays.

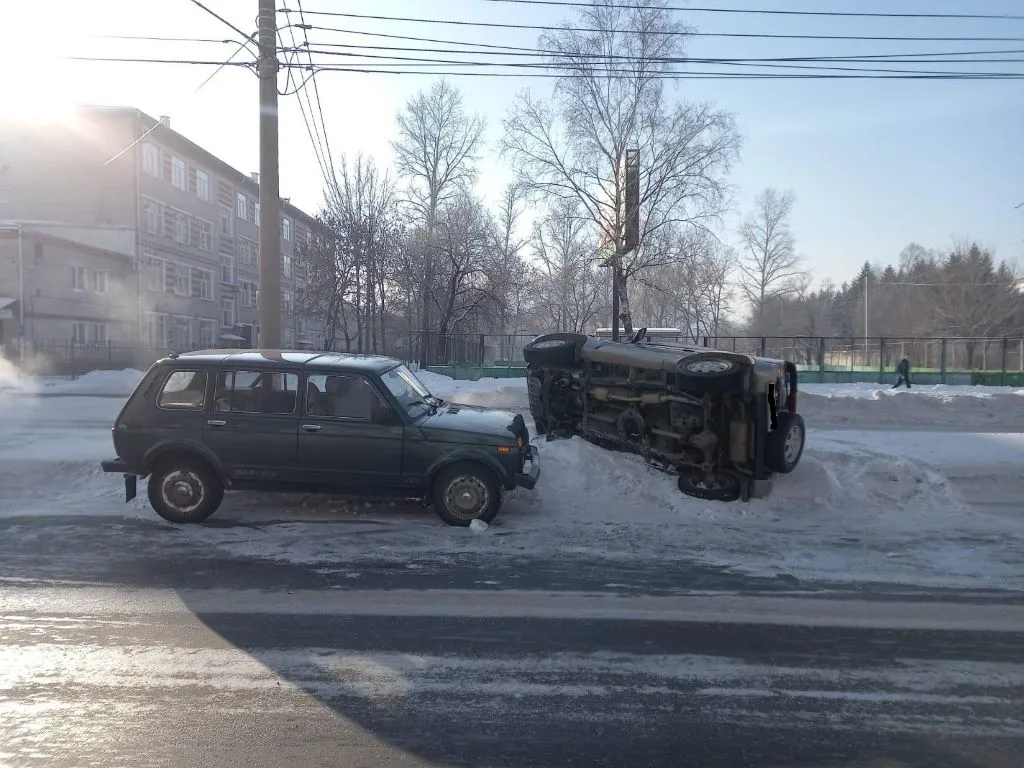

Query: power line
[[103, 35, 257, 165], [289, 49, 1023, 77], [278, 3, 337, 203], [287, 62, 1024, 79], [472, 0, 1024, 21], [294, 16, 1024, 43], [62, 56, 255, 66], [89, 34, 249, 44], [294, 41, 1024, 64], [298, 0, 340, 202], [188, 0, 255, 47]]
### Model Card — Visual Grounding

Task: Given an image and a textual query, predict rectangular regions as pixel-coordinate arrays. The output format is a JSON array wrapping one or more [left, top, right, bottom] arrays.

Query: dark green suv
[[100, 350, 539, 526]]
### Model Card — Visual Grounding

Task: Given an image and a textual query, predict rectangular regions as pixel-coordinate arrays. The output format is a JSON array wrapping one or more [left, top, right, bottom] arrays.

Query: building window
[[143, 256, 164, 292], [144, 312, 167, 346], [282, 290, 293, 315], [239, 280, 257, 308], [237, 236, 258, 266], [171, 209, 190, 245], [197, 219, 213, 252], [284, 328, 295, 348], [296, 317, 306, 336], [91, 323, 108, 344], [281, 216, 292, 241], [221, 297, 235, 328], [219, 204, 233, 236], [283, 253, 293, 278], [142, 198, 163, 236], [72, 267, 107, 294], [191, 267, 213, 300], [254, 202, 260, 227], [170, 316, 191, 349], [220, 254, 234, 284], [72, 322, 87, 344], [236, 192, 247, 221], [196, 169, 210, 201], [197, 319, 216, 348], [171, 157, 187, 190], [142, 144, 160, 177], [169, 263, 190, 296]]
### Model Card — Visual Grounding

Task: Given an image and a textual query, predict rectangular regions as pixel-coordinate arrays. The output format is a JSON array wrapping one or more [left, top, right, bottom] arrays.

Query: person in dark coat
[[893, 357, 912, 389]]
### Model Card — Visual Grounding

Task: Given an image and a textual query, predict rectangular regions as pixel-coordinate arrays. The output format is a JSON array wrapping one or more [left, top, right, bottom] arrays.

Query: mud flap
[[125, 474, 137, 503]]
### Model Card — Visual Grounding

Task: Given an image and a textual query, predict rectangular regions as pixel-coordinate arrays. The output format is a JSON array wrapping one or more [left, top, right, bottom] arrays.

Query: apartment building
[[0, 106, 324, 350]]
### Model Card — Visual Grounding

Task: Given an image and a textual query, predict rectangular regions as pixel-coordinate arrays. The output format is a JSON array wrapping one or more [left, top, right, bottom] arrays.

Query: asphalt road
[[0, 512, 1022, 768]]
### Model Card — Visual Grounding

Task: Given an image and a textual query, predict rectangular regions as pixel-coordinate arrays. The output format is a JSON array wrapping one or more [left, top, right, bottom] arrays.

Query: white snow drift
[[1, 367, 1022, 590]]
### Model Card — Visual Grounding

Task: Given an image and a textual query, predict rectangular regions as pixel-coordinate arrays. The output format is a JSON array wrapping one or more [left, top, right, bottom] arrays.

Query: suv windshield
[[379, 365, 441, 417]]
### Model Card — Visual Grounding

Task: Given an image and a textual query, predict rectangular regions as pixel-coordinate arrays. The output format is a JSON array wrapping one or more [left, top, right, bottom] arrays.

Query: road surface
[[1, 512, 1022, 768]]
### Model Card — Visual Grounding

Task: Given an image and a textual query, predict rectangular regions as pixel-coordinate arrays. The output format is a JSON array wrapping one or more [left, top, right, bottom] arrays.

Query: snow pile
[[1, 366, 1023, 589]]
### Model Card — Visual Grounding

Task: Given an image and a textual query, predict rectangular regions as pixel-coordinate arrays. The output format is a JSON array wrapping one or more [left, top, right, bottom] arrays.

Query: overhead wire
[[291, 8, 1024, 32], [297, 20, 1024, 44], [298, 0, 341, 203], [278, 2, 340, 205], [468, 0, 1024, 21]]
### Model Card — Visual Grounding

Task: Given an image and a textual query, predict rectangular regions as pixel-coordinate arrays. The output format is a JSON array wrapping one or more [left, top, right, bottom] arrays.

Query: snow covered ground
[[0, 364, 1022, 590]]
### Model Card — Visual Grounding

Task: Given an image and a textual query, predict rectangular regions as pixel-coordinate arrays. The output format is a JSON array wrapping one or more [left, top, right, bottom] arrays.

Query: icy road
[[0, 367, 1023, 766]]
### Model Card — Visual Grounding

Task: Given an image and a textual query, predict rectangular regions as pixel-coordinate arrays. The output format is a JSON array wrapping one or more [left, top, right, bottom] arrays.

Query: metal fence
[[8, 334, 1024, 385]]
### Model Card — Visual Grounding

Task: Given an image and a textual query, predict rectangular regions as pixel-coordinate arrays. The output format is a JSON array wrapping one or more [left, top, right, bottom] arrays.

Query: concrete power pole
[[257, 0, 282, 348]]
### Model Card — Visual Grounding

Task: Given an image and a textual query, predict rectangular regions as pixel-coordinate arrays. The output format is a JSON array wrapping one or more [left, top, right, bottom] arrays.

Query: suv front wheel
[[433, 462, 502, 526], [148, 456, 224, 524]]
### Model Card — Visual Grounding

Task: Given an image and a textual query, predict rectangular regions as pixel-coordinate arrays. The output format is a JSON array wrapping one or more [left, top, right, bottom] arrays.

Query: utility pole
[[257, 0, 281, 348]]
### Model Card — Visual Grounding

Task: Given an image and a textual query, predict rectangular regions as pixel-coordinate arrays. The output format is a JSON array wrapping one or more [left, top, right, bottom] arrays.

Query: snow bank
[[38, 369, 145, 397], [2, 367, 1022, 589]]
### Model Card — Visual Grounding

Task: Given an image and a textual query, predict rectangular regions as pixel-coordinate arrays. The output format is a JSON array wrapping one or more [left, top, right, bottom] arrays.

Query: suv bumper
[[514, 443, 541, 490], [101, 457, 138, 502]]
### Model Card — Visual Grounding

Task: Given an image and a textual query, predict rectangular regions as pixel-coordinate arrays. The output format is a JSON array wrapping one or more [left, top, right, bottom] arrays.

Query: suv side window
[[214, 370, 298, 414], [157, 370, 208, 410], [306, 373, 385, 420]]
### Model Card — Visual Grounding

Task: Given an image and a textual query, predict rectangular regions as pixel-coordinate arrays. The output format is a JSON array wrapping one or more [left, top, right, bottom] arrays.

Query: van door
[[202, 369, 300, 483]]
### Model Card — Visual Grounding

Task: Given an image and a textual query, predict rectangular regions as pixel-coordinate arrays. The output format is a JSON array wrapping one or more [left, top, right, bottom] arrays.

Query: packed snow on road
[[0, 362, 1022, 590]]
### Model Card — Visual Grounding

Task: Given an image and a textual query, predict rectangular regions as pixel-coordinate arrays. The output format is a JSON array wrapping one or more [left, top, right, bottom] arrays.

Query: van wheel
[[678, 471, 741, 502], [148, 456, 224, 524], [766, 411, 805, 474], [433, 462, 502, 527], [523, 333, 586, 368]]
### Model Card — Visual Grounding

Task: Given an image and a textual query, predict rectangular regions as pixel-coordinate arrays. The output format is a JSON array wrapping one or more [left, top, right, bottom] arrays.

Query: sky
[[2, 0, 1022, 286]]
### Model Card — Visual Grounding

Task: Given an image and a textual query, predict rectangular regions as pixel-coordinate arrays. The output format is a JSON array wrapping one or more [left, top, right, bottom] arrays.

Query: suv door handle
[[206, 419, 227, 427], [301, 424, 322, 433]]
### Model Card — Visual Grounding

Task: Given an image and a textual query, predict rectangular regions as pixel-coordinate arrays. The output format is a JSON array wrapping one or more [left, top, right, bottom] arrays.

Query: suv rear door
[[297, 372, 404, 490], [202, 368, 300, 483]]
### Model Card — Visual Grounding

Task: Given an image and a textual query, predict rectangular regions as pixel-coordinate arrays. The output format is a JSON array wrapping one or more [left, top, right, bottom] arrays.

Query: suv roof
[[165, 349, 401, 374]]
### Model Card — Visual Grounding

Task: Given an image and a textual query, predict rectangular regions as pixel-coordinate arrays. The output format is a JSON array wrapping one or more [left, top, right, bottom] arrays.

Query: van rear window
[[157, 370, 208, 410]]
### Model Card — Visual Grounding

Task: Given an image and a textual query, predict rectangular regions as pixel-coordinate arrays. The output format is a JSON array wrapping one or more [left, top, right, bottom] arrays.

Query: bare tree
[[630, 227, 734, 339], [737, 188, 803, 329], [295, 213, 354, 352], [501, 0, 739, 335], [392, 79, 485, 363], [531, 198, 606, 333]]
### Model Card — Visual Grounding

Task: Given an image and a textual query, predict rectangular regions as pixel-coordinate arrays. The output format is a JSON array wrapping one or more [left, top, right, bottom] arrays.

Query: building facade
[[0, 106, 324, 352]]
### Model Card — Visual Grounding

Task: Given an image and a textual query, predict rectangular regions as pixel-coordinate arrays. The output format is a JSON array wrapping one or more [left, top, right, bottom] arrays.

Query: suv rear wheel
[[433, 462, 502, 526], [523, 333, 586, 368], [766, 411, 805, 474], [148, 455, 224, 524]]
